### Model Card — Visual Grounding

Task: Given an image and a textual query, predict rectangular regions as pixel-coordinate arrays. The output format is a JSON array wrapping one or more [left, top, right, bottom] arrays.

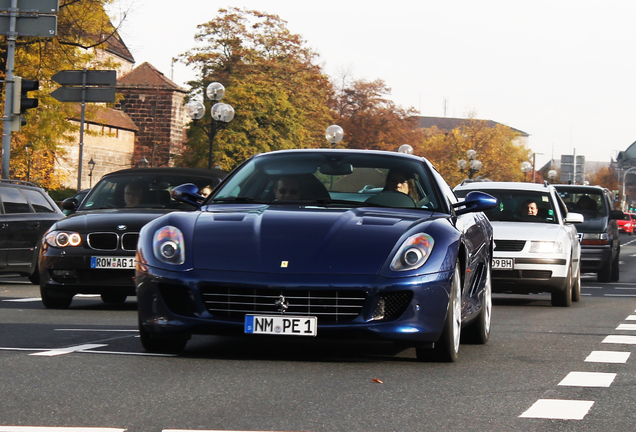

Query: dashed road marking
[[0, 427, 125, 431], [519, 399, 594, 420], [558, 371, 616, 387], [30, 344, 107, 357], [603, 335, 636, 344], [616, 323, 636, 330], [585, 351, 631, 363]]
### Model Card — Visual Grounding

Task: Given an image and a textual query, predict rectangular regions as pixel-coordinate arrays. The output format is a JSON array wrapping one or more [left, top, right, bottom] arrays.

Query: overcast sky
[[108, 0, 636, 169]]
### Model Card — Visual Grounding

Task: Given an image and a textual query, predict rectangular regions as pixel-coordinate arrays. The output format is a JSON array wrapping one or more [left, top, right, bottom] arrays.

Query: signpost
[[51, 69, 117, 189], [1, 0, 58, 179]]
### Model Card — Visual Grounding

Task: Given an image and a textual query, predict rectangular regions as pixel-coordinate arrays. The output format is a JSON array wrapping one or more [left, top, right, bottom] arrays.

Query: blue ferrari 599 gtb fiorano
[[136, 149, 497, 362]]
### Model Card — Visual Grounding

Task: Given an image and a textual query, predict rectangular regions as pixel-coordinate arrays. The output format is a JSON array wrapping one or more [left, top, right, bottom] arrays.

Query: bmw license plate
[[245, 315, 317, 336], [91, 256, 135, 269], [492, 258, 513, 269]]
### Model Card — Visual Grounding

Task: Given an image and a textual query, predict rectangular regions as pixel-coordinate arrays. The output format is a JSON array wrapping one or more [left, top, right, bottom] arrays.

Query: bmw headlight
[[44, 230, 82, 248], [390, 233, 435, 271], [152, 226, 185, 265], [529, 241, 563, 254]]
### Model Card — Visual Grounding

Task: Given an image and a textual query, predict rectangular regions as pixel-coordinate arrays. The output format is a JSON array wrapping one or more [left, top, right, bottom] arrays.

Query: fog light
[[371, 298, 385, 321], [51, 270, 75, 277]]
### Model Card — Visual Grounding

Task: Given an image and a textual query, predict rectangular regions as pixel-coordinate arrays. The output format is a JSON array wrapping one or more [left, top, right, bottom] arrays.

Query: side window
[[21, 188, 56, 213], [0, 187, 32, 214]]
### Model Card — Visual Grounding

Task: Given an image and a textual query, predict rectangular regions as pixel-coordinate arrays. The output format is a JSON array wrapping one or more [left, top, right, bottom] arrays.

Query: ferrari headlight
[[44, 230, 82, 248], [152, 226, 185, 265], [529, 241, 563, 254], [390, 233, 435, 271]]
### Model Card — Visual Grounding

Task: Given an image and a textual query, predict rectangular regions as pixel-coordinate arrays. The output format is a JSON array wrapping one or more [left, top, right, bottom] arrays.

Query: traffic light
[[11, 76, 39, 131]]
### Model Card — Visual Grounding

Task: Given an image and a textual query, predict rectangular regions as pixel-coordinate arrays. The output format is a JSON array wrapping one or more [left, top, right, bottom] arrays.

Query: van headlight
[[152, 226, 185, 265]]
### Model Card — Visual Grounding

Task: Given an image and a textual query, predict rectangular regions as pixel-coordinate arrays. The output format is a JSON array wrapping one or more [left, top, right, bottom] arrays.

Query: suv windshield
[[80, 173, 214, 211], [556, 189, 607, 216], [456, 189, 558, 223]]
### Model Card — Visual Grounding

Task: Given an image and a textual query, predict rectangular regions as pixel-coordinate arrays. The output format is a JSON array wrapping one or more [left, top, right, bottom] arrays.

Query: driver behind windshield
[[274, 176, 302, 201]]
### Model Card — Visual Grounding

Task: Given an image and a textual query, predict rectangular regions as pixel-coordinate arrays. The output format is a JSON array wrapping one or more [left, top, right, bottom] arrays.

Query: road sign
[[0, 14, 56, 37], [52, 70, 117, 87], [0, 0, 59, 13], [51, 86, 116, 103]]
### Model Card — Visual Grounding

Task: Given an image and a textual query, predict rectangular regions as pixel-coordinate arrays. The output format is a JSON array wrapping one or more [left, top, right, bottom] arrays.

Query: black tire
[[551, 264, 572, 307], [417, 263, 461, 362], [40, 286, 73, 309], [138, 320, 188, 354], [571, 264, 581, 302], [462, 263, 492, 344], [101, 293, 128, 304], [28, 263, 40, 285], [611, 251, 620, 282], [598, 257, 612, 282]]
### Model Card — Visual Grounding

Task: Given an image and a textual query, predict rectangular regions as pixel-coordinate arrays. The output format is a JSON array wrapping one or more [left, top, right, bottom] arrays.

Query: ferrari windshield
[[211, 151, 442, 210]]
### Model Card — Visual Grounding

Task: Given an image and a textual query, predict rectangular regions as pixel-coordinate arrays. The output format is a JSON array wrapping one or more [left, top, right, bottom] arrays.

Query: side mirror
[[171, 183, 203, 208], [453, 191, 498, 216], [565, 212, 584, 223], [61, 197, 79, 214], [610, 210, 624, 220]]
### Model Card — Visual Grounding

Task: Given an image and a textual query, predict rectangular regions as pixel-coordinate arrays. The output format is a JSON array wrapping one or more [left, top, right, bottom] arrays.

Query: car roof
[[454, 181, 554, 192], [100, 166, 227, 180], [552, 184, 607, 191]]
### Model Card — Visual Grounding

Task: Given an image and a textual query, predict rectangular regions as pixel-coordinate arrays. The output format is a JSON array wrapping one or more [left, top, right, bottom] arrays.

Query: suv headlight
[[390, 233, 435, 271], [153, 226, 185, 265], [530, 241, 563, 254], [44, 230, 82, 248]]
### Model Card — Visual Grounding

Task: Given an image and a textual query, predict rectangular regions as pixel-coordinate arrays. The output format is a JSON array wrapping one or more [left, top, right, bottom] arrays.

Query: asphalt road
[[2, 236, 636, 432]]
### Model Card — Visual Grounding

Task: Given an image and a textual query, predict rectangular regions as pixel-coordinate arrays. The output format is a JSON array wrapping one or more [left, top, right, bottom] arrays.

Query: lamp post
[[137, 156, 149, 168], [548, 169, 557, 183], [88, 157, 95, 188], [521, 161, 533, 182], [457, 149, 482, 179], [397, 144, 413, 154], [185, 82, 235, 169], [25, 142, 32, 182], [621, 167, 636, 211]]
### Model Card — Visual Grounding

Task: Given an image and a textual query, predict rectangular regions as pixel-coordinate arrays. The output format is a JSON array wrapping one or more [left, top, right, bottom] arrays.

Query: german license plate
[[492, 258, 513, 269], [90, 256, 135, 269], [245, 315, 317, 336]]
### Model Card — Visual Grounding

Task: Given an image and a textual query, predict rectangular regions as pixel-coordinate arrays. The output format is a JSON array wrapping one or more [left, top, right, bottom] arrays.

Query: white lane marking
[[81, 350, 175, 357], [558, 371, 616, 387], [0, 427, 125, 431], [75, 294, 101, 298], [603, 335, 636, 344], [2, 298, 41, 302], [55, 329, 138, 333], [585, 351, 631, 363], [615, 287, 636, 290], [30, 344, 107, 357], [616, 324, 636, 330], [625, 315, 636, 320], [582, 286, 603, 289], [605, 294, 636, 297], [519, 399, 594, 420]]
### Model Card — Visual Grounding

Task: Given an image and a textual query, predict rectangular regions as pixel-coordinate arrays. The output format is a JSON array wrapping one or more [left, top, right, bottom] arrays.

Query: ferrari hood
[[191, 205, 432, 274]]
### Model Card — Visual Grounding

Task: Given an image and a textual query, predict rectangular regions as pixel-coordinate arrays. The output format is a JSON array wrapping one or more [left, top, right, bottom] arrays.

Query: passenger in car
[[523, 200, 538, 216], [274, 176, 302, 201], [124, 183, 144, 207], [384, 169, 420, 202], [574, 195, 597, 213]]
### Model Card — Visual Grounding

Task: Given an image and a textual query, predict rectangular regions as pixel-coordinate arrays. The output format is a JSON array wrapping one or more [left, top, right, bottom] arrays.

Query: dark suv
[[554, 185, 622, 282], [0, 179, 64, 283]]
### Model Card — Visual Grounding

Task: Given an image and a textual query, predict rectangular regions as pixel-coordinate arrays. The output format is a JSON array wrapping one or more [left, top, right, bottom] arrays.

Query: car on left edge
[[39, 167, 226, 309], [0, 179, 64, 284]]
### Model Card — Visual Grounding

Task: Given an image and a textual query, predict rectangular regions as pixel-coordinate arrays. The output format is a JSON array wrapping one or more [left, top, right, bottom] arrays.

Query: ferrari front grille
[[200, 286, 366, 323]]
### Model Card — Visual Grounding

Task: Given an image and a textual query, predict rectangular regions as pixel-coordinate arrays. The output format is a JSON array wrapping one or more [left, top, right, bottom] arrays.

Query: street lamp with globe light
[[88, 157, 96, 187], [185, 82, 235, 169], [521, 161, 533, 182], [325, 125, 344, 147], [457, 149, 482, 179], [548, 169, 557, 183]]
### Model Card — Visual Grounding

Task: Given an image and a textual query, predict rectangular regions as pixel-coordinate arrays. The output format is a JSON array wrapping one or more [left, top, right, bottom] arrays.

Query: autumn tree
[[178, 8, 334, 171], [330, 78, 422, 151], [0, 0, 125, 189], [415, 118, 532, 187]]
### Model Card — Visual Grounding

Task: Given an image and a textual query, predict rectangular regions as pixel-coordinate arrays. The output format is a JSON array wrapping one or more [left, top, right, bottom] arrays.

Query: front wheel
[[610, 251, 620, 282], [101, 293, 127, 304], [138, 320, 188, 354], [571, 264, 581, 302], [462, 263, 492, 344], [551, 264, 572, 307], [40, 286, 73, 309], [417, 263, 461, 362]]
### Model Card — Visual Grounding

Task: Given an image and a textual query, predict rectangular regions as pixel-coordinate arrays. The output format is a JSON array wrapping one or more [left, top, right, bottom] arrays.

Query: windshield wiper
[[210, 197, 267, 204]]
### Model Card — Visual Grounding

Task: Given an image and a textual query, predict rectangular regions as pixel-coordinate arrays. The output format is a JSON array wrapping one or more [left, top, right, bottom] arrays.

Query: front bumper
[[491, 252, 570, 294], [136, 265, 454, 346], [39, 243, 136, 295], [579, 245, 611, 272]]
